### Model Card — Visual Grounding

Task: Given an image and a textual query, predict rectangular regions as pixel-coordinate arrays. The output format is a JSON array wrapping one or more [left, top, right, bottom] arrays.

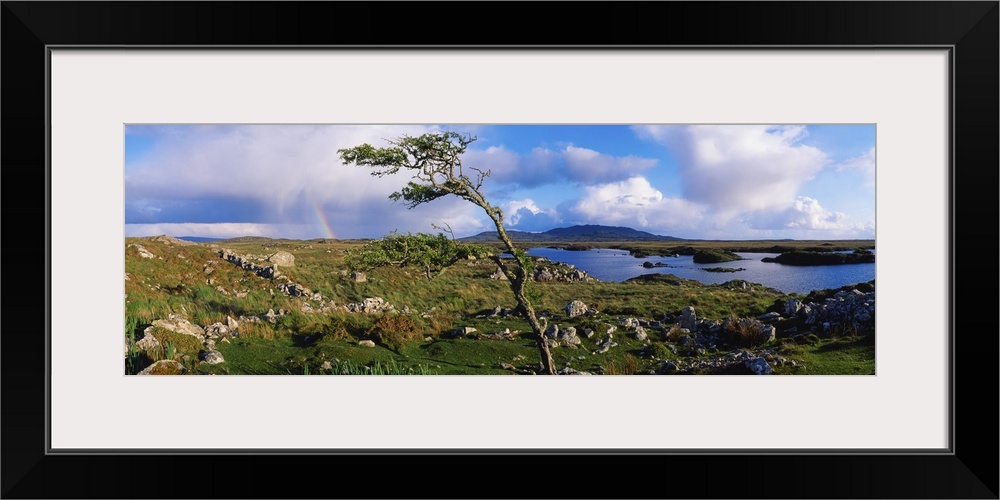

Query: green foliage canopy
[[345, 231, 491, 279]]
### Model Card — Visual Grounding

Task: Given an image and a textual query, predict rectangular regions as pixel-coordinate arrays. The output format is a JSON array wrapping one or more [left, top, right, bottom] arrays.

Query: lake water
[[525, 247, 875, 295]]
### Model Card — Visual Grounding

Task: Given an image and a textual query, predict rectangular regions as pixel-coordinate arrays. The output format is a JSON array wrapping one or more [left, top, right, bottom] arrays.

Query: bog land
[[124, 231, 875, 376]]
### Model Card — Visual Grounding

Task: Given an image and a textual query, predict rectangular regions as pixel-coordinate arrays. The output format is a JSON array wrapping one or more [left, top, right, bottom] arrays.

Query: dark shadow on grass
[[815, 335, 876, 354]]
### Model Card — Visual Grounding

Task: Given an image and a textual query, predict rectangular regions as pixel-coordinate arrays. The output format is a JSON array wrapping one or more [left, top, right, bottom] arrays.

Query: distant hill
[[176, 236, 225, 243], [459, 224, 683, 243]]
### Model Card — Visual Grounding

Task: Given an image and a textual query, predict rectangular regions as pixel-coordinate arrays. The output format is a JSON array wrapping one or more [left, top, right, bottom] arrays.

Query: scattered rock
[[149, 314, 206, 339], [559, 327, 581, 346], [757, 312, 782, 323], [488, 268, 508, 280], [784, 298, 805, 317], [747, 357, 772, 375], [565, 300, 588, 318], [137, 359, 187, 375], [452, 326, 478, 338], [544, 324, 559, 339], [345, 297, 395, 314], [128, 244, 158, 259], [634, 326, 648, 342], [220, 249, 281, 280], [679, 306, 697, 331], [594, 336, 618, 354], [358, 340, 376, 347], [204, 323, 227, 338], [150, 234, 197, 246], [199, 350, 225, 364], [134, 331, 160, 352], [267, 251, 295, 267]]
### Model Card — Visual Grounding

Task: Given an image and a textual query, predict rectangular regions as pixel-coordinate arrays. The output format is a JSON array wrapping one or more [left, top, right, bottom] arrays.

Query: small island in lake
[[692, 249, 746, 264], [761, 249, 875, 266], [703, 267, 746, 273]]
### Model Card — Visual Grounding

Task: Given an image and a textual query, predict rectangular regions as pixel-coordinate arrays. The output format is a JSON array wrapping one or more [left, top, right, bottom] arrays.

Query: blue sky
[[125, 124, 875, 240]]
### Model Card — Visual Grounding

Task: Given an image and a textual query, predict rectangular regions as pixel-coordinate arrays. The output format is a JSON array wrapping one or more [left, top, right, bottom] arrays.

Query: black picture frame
[[3, 2, 997, 498]]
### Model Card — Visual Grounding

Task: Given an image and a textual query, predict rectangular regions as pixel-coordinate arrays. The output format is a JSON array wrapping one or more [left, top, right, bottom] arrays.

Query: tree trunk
[[489, 222, 556, 375], [513, 277, 556, 375]]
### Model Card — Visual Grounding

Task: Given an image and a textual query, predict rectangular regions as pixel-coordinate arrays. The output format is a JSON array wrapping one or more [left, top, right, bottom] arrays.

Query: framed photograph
[[4, 2, 996, 498]]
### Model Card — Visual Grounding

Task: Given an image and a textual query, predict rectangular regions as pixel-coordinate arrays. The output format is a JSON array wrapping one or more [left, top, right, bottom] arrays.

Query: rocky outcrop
[[747, 357, 773, 375], [533, 266, 593, 282], [277, 282, 310, 297], [128, 244, 158, 259], [220, 249, 281, 280], [150, 234, 198, 247], [148, 314, 206, 339], [134, 330, 160, 352], [137, 359, 187, 375], [655, 349, 792, 375], [345, 297, 395, 314], [679, 306, 698, 331], [802, 289, 875, 329]]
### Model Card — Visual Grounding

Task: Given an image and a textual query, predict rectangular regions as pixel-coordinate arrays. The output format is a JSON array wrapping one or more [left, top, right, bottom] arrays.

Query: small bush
[[149, 327, 204, 355], [723, 314, 774, 347], [664, 324, 686, 342], [648, 342, 673, 359], [366, 314, 423, 351], [604, 354, 639, 375]]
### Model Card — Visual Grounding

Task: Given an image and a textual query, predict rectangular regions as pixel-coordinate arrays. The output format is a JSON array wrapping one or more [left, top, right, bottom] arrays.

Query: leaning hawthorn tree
[[338, 131, 556, 375]]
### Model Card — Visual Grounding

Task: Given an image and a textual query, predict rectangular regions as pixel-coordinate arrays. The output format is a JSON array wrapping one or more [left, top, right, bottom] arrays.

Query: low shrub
[[664, 324, 687, 342], [604, 354, 640, 375], [366, 314, 423, 351], [723, 314, 774, 347], [648, 342, 674, 359]]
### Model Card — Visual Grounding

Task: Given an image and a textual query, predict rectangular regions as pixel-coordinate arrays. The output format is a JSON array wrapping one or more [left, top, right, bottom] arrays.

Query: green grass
[[124, 236, 875, 375], [773, 335, 876, 374]]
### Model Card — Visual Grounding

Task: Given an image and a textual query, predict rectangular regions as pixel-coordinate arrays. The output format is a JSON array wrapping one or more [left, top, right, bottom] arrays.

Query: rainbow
[[306, 193, 336, 239]]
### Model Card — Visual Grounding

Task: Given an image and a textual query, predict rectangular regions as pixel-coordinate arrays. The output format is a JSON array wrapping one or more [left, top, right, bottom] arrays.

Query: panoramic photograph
[[124, 124, 875, 375]]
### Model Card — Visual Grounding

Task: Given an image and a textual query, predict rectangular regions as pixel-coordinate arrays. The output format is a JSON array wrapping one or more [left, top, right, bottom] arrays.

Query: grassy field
[[125, 236, 875, 375]]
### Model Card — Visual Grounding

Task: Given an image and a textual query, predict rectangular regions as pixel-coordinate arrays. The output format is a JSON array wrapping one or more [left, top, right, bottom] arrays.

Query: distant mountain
[[176, 236, 225, 243], [459, 224, 683, 243]]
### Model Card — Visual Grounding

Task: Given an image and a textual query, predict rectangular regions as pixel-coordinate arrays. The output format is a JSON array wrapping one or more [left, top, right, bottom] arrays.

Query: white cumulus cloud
[[504, 199, 562, 232], [743, 196, 874, 237], [633, 125, 830, 215], [568, 177, 705, 234]]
